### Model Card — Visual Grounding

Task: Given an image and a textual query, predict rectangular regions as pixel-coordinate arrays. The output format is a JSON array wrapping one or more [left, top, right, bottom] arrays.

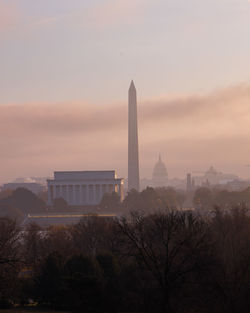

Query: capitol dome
[[152, 155, 168, 187]]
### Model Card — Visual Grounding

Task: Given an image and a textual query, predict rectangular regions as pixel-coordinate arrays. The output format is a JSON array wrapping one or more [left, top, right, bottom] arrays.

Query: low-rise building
[[2, 182, 44, 194], [47, 170, 124, 206]]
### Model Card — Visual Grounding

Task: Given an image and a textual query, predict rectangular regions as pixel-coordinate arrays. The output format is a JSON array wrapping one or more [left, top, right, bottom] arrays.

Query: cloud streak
[[1, 83, 250, 182], [1, 83, 250, 137]]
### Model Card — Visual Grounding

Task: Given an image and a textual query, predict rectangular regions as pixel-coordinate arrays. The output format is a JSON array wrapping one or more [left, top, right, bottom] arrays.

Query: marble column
[[47, 184, 52, 205], [66, 185, 69, 204], [86, 185, 89, 204], [93, 185, 96, 204], [72, 185, 76, 205]]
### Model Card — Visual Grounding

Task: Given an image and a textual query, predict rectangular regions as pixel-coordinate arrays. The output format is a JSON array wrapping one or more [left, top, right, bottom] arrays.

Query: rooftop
[[53, 170, 118, 181], [21, 213, 117, 228]]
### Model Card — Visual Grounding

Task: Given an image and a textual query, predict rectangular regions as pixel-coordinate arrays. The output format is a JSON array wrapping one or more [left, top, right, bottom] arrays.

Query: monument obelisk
[[128, 80, 140, 191]]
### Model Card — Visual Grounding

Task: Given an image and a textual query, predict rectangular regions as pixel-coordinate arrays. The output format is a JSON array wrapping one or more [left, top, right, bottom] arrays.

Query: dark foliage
[[0, 208, 249, 313], [35, 252, 64, 309], [0, 218, 21, 303], [123, 186, 185, 212], [100, 192, 121, 210], [194, 186, 250, 210], [0, 203, 24, 222], [0, 188, 46, 214], [53, 197, 68, 210], [0, 189, 13, 200]]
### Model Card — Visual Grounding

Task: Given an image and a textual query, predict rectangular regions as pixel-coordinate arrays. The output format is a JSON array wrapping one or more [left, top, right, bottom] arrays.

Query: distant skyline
[[1, 0, 250, 183]]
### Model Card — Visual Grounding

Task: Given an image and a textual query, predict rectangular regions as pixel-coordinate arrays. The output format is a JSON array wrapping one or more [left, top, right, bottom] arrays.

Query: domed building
[[152, 155, 168, 187]]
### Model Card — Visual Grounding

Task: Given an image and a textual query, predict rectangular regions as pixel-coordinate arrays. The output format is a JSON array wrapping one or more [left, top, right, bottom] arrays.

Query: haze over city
[[1, 0, 250, 183], [1, 2, 250, 313]]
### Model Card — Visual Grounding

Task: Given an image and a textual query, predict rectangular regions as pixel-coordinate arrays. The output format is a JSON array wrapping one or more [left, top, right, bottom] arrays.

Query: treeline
[[0, 188, 46, 222], [101, 187, 185, 211], [193, 187, 250, 210], [53, 187, 186, 212], [3, 186, 250, 222], [0, 187, 185, 221], [0, 208, 249, 313]]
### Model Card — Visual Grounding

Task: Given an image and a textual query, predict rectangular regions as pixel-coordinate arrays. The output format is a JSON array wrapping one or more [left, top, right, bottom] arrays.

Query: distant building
[[186, 173, 192, 192], [13, 177, 49, 186], [194, 166, 238, 186], [47, 171, 124, 207], [2, 182, 44, 195], [192, 177, 195, 189], [152, 155, 168, 187], [215, 179, 250, 192]]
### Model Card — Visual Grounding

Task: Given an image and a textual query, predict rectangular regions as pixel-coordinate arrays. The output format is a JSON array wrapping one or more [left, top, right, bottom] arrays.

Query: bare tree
[[0, 218, 21, 300], [117, 210, 211, 313], [71, 216, 117, 257], [209, 207, 250, 313], [0, 218, 20, 266], [42, 225, 74, 262], [22, 222, 43, 271]]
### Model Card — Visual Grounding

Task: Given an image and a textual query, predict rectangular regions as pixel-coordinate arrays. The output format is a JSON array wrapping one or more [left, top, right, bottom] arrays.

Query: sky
[[1, 0, 250, 183]]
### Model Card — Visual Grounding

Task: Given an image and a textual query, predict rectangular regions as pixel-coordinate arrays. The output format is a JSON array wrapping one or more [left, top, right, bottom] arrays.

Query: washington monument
[[128, 80, 140, 191]]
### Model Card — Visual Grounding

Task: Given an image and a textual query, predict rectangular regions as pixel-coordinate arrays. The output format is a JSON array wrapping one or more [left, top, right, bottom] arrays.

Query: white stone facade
[[47, 171, 124, 206]]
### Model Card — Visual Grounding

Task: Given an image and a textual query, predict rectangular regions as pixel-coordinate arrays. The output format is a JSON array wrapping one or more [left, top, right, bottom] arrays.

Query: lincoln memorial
[[47, 171, 124, 206]]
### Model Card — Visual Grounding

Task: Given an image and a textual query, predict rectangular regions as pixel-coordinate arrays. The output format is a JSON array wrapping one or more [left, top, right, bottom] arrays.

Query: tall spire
[[129, 80, 135, 90], [128, 80, 140, 191]]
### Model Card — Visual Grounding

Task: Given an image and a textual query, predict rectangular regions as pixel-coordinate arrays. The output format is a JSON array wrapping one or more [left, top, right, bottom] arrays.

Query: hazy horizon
[[1, 0, 250, 184], [1, 82, 250, 184]]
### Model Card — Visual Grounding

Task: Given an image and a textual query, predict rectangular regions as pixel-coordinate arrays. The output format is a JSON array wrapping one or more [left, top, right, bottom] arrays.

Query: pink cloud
[[1, 83, 250, 182]]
